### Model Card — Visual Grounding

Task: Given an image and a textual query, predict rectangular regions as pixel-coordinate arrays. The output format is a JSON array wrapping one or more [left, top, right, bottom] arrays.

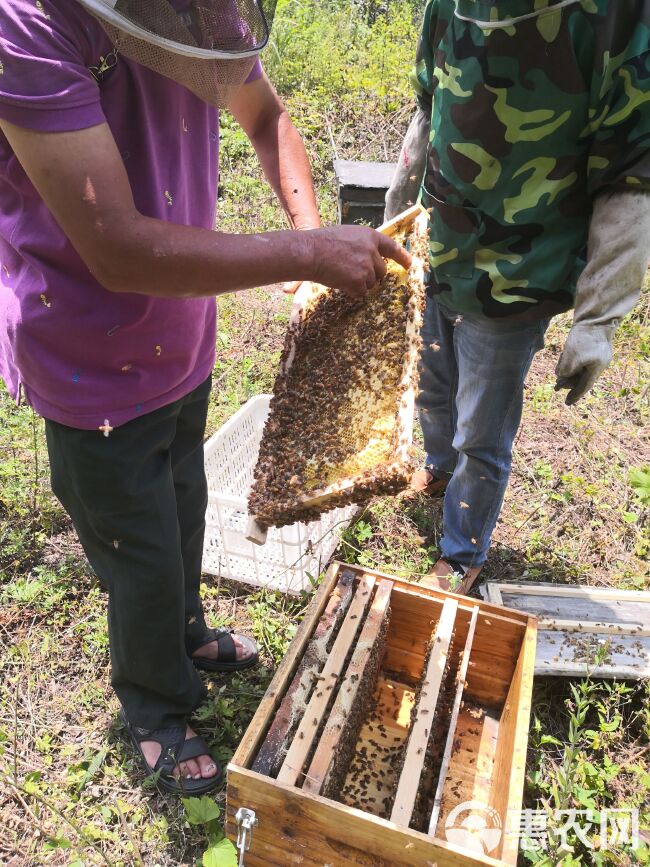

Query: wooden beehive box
[[227, 562, 537, 866]]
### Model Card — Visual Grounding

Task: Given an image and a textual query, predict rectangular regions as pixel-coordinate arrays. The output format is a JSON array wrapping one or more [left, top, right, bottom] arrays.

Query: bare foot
[[139, 725, 218, 781], [191, 633, 256, 663]]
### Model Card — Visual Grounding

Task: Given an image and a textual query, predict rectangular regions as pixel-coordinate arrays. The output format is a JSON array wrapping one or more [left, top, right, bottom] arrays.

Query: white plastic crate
[[202, 395, 356, 594]]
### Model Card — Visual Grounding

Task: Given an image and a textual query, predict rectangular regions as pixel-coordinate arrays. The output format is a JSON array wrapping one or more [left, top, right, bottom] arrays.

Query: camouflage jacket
[[413, 0, 650, 320]]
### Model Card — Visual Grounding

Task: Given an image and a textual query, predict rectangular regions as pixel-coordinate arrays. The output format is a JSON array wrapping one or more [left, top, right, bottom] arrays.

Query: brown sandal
[[410, 467, 449, 497], [420, 558, 483, 596]]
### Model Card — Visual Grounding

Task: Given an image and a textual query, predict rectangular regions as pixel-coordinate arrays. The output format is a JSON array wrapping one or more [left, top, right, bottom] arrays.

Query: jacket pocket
[[421, 184, 482, 280]]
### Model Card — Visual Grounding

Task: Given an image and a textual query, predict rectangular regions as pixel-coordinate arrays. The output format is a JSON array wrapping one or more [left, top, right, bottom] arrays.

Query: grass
[[1, 0, 649, 863]]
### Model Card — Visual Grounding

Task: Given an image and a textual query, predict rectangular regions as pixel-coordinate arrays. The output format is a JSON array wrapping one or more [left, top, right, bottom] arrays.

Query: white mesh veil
[[77, 0, 274, 106]]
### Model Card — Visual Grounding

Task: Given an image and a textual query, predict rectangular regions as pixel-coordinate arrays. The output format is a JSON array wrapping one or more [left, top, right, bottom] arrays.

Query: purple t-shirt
[[0, 0, 261, 430]]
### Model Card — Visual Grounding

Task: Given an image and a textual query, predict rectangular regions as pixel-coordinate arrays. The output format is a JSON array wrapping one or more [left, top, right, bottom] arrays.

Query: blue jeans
[[417, 297, 548, 568]]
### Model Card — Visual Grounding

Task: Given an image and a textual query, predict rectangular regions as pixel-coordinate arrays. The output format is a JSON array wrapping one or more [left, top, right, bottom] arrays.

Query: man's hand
[[307, 225, 412, 298], [555, 323, 614, 405]]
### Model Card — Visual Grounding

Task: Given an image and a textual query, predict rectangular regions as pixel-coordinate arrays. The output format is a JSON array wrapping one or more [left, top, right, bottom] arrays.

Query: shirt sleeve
[[410, 0, 438, 116], [245, 58, 263, 84], [586, 18, 650, 197], [0, 0, 106, 132]]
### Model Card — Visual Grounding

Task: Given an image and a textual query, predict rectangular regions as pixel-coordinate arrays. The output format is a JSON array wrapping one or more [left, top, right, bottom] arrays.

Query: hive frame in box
[[202, 395, 356, 594], [247, 205, 429, 545], [227, 561, 538, 866]]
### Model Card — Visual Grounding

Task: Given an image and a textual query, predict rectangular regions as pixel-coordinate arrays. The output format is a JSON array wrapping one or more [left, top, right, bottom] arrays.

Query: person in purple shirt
[[0, 0, 411, 794]]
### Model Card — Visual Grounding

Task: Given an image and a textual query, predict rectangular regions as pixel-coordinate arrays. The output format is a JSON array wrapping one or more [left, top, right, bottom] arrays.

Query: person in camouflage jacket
[[386, 0, 650, 592]]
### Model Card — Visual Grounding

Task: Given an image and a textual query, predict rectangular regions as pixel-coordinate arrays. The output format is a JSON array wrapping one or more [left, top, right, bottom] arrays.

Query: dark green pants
[[45, 377, 212, 729]]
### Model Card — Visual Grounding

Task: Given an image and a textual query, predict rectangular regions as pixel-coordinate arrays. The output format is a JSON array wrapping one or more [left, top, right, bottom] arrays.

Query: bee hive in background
[[248, 206, 428, 532], [226, 562, 538, 866]]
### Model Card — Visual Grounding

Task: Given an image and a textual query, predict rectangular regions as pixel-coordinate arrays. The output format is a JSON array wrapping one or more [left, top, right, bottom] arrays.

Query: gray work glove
[[385, 106, 430, 221], [555, 190, 650, 405]]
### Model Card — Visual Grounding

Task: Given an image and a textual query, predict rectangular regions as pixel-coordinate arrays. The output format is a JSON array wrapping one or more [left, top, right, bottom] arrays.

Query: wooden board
[[303, 579, 393, 796], [489, 582, 650, 622], [227, 765, 507, 867], [277, 574, 376, 786], [390, 598, 458, 827], [488, 618, 537, 865], [334, 159, 397, 191], [485, 582, 650, 678]]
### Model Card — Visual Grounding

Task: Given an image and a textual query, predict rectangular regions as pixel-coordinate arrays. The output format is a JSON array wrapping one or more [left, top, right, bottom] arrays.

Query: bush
[[266, 0, 423, 112], [218, 0, 424, 233]]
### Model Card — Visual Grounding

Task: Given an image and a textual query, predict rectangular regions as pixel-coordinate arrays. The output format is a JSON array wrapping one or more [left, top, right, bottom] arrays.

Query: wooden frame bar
[[252, 570, 356, 775], [232, 561, 345, 769], [277, 574, 376, 786], [486, 583, 650, 603], [540, 619, 649, 636], [303, 579, 393, 796], [429, 605, 480, 835], [390, 597, 458, 826]]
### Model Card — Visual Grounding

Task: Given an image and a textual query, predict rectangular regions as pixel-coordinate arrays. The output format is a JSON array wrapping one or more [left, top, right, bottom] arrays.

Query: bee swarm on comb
[[248, 206, 428, 532]]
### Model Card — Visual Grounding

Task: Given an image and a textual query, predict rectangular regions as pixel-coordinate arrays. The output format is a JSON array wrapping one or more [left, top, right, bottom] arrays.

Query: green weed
[[182, 797, 237, 866], [527, 663, 650, 865], [0, 0, 648, 862]]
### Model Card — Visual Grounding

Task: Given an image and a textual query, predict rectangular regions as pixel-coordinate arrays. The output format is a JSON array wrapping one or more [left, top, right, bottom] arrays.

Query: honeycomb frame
[[247, 205, 428, 540]]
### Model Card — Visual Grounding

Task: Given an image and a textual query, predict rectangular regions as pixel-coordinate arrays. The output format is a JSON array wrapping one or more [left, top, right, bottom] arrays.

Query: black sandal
[[190, 627, 259, 673], [121, 709, 223, 795]]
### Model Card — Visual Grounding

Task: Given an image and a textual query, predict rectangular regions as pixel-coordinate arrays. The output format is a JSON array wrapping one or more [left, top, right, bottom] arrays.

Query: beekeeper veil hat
[[77, 0, 274, 106]]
